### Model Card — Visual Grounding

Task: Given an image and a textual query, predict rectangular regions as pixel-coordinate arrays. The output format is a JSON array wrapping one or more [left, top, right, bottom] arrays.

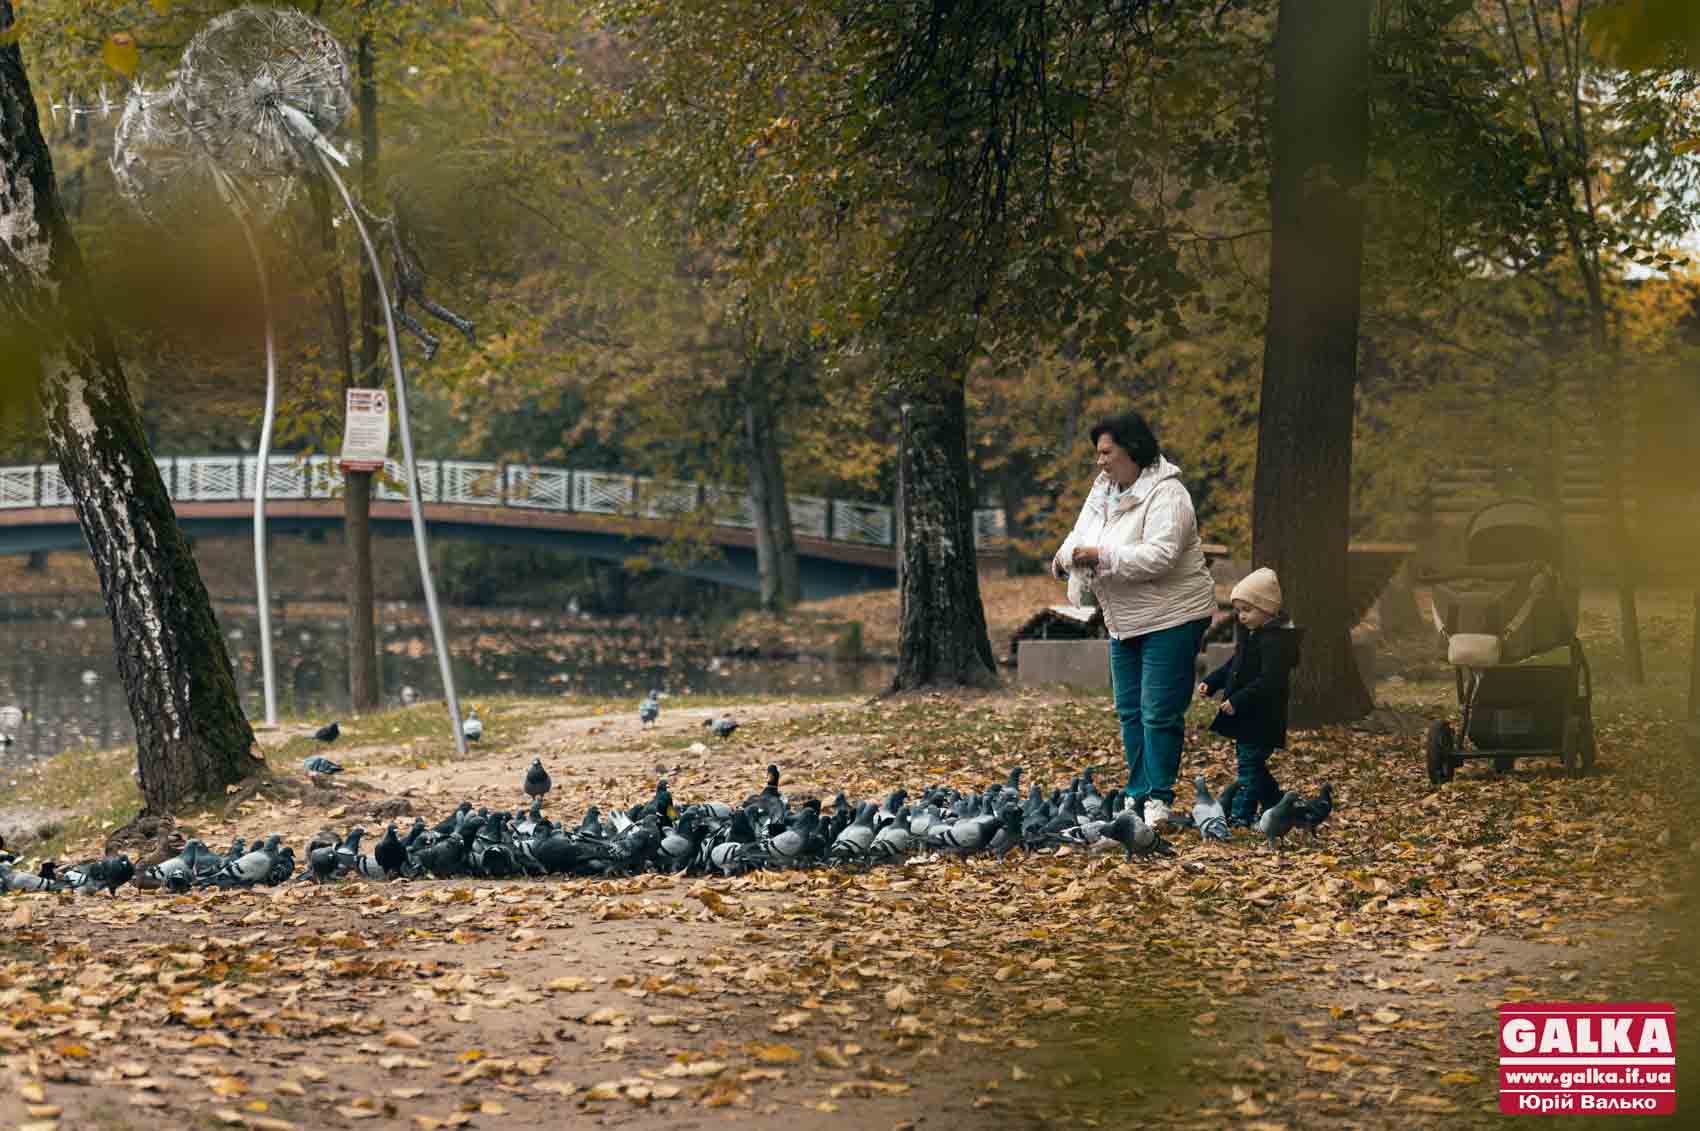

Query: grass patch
[[0, 742, 142, 860]]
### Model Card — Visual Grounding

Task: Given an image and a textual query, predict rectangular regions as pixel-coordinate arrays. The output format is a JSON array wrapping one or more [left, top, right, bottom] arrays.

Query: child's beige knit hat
[[1230, 567, 1283, 615]]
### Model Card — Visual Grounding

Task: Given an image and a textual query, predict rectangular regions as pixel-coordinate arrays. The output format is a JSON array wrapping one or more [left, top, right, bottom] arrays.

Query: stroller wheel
[[1425, 721, 1457, 785], [1562, 717, 1586, 778]]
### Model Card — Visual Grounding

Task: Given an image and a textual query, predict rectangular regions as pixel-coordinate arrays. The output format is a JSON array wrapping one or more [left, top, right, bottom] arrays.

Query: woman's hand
[[1070, 545, 1100, 569], [1195, 682, 1210, 699], [1219, 700, 1235, 716]]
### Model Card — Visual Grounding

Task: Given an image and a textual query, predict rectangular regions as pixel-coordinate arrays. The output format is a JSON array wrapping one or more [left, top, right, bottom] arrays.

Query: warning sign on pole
[[339, 388, 391, 472]]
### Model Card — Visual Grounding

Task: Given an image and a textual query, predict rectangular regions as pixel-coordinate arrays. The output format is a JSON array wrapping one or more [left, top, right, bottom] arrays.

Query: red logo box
[[1499, 1003, 1676, 1115]]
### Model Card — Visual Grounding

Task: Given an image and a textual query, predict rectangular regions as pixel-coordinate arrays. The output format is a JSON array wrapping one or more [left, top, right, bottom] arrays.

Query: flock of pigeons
[[0, 739, 1335, 896]]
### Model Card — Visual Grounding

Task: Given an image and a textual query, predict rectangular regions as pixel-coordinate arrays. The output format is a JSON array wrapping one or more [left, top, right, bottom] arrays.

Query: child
[[1196, 567, 1304, 828]]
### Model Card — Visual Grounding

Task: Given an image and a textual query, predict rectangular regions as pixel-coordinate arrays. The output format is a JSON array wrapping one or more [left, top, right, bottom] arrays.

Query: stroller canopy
[[1465, 498, 1566, 567]]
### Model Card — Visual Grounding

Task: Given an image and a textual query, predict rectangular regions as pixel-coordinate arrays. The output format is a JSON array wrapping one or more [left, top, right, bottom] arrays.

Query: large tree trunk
[[742, 352, 801, 611], [892, 383, 997, 691], [346, 18, 382, 712], [1252, 0, 1374, 725], [1, 11, 260, 810]]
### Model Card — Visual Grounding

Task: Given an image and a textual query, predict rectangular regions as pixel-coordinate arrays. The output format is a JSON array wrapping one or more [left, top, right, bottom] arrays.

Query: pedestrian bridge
[[0, 454, 1009, 599]]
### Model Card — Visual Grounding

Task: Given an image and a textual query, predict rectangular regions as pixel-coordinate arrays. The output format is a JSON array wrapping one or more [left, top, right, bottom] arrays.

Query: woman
[[1052, 410, 1216, 829]]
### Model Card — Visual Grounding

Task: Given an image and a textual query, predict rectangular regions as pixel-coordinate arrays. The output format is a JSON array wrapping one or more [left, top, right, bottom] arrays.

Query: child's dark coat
[[1201, 618, 1305, 749]]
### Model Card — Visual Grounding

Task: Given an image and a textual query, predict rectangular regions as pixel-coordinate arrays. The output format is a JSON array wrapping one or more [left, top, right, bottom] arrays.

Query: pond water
[[0, 601, 892, 766]]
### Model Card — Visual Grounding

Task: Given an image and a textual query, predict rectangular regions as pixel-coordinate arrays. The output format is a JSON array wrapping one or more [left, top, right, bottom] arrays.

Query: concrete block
[[1017, 639, 1110, 690]]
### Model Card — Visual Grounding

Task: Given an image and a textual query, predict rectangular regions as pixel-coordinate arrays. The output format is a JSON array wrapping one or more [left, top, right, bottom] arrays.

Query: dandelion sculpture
[[111, 5, 466, 753]]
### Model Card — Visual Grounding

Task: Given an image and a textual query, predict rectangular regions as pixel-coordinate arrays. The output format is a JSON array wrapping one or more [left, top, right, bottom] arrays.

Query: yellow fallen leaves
[[749, 1042, 802, 1065], [546, 975, 593, 992], [883, 984, 919, 1012]]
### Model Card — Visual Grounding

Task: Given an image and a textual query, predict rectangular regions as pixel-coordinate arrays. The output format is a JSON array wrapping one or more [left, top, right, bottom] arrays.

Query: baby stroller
[[1420, 498, 1595, 783]]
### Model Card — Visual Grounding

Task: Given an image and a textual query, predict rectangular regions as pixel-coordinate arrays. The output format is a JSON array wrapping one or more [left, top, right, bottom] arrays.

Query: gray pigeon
[[1191, 776, 1230, 842], [827, 802, 878, 863], [524, 758, 552, 799], [303, 755, 342, 777], [1257, 791, 1301, 851], [1101, 809, 1167, 859], [704, 716, 739, 739], [868, 809, 914, 862], [1293, 784, 1334, 840], [639, 691, 660, 726], [62, 854, 134, 895]]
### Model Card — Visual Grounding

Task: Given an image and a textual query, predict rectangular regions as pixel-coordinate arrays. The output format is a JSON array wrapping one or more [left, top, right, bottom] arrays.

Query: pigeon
[[334, 827, 367, 874], [868, 809, 914, 862], [312, 721, 340, 743], [462, 707, 483, 743], [149, 855, 194, 893], [1191, 775, 1231, 842], [524, 758, 552, 800], [433, 801, 473, 837], [744, 807, 818, 869], [399, 685, 419, 706], [307, 843, 339, 883], [2, 860, 58, 892], [639, 690, 660, 726], [1100, 809, 1168, 859], [303, 755, 342, 777], [1293, 784, 1334, 840], [742, 764, 785, 827], [657, 811, 703, 872], [62, 854, 134, 895], [704, 716, 739, 739], [1257, 792, 1302, 852], [828, 802, 879, 864]]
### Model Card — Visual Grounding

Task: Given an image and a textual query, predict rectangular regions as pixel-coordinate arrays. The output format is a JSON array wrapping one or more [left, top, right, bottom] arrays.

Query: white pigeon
[[462, 707, 483, 743]]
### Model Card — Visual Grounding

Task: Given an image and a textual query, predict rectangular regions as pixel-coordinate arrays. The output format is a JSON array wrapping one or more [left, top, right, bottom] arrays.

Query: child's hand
[[1220, 700, 1235, 716], [1195, 682, 1210, 699]]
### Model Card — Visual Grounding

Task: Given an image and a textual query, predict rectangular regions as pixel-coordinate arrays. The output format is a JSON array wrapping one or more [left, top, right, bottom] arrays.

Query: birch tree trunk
[[0, 11, 260, 810], [1252, 0, 1374, 725], [892, 383, 997, 691]]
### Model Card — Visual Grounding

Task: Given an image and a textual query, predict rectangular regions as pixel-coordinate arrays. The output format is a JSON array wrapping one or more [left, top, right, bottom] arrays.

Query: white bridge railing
[[4, 454, 1010, 550]]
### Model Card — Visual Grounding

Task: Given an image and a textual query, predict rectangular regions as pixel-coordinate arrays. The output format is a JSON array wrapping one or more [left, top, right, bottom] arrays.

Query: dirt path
[[0, 691, 1691, 1131]]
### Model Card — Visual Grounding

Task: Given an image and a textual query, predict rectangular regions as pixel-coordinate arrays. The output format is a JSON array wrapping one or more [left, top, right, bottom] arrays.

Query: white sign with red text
[[1500, 1002, 1676, 1115], [340, 388, 390, 472]]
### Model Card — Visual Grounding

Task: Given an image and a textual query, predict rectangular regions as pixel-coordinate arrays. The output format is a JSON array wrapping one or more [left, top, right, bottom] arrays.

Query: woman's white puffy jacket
[[1051, 457, 1217, 640]]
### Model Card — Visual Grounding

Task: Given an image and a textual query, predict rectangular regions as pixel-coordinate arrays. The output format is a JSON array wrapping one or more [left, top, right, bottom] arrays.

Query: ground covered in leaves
[[1, 604, 1695, 1130]]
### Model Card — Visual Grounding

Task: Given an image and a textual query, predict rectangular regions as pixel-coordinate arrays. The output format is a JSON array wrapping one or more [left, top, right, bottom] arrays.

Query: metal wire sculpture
[[108, 5, 466, 752]]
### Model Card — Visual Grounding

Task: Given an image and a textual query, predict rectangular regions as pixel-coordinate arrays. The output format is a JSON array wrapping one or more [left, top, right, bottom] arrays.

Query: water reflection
[[0, 602, 891, 764]]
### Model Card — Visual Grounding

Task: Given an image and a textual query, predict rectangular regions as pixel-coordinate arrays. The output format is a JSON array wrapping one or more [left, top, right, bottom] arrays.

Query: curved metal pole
[[228, 205, 279, 727], [315, 149, 467, 755]]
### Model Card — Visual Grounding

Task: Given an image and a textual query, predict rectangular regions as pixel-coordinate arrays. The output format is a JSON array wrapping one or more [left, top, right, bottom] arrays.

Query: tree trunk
[[742, 353, 801, 611], [892, 384, 997, 691], [346, 19, 382, 712], [1, 12, 261, 811], [1252, 0, 1374, 725]]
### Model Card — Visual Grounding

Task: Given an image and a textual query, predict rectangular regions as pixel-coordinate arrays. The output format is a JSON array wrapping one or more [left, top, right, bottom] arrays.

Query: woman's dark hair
[[1089, 411, 1160, 468]]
